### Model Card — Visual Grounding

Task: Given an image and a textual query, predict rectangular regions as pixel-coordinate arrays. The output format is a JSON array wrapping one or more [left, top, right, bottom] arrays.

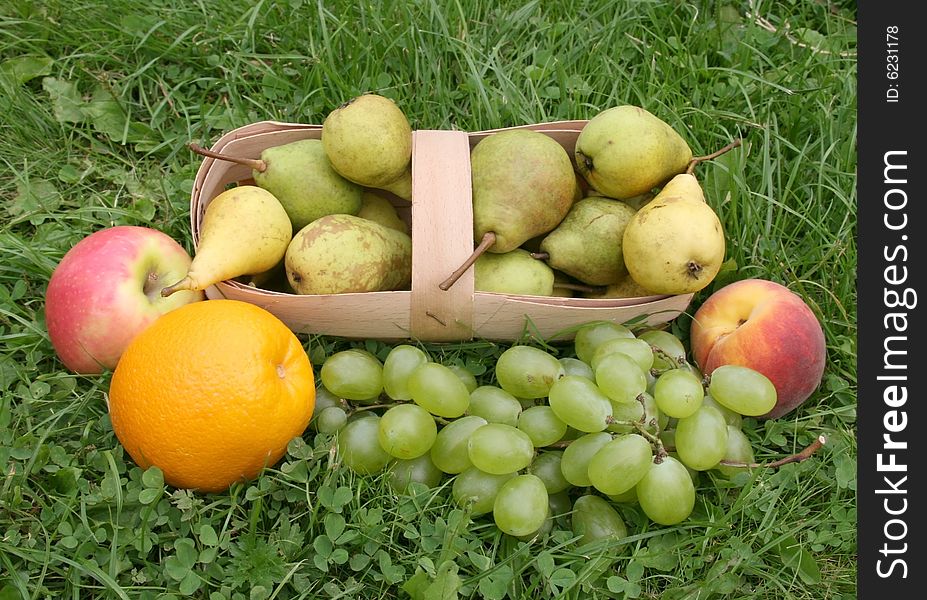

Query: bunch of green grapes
[[310, 320, 777, 540]]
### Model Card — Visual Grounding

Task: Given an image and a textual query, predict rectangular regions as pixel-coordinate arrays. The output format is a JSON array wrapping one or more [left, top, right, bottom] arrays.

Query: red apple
[[45, 226, 204, 374], [689, 278, 826, 419]]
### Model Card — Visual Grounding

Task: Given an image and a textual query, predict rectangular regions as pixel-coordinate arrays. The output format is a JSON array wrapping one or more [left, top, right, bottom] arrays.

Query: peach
[[689, 278, 826, 419]]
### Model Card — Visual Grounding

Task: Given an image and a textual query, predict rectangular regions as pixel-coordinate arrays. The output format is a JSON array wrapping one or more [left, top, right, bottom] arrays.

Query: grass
[[0, 1, 856, 598]]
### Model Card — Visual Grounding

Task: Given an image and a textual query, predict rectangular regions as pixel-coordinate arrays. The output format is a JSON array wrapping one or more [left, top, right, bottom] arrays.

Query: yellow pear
[[161, 186, 292, 296], [621, 174, 724, 294]]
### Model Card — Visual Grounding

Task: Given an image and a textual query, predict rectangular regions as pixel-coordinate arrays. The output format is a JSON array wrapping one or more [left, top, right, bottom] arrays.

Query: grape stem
[[718, 435, 828, 469], [648, 345, 689, 370]]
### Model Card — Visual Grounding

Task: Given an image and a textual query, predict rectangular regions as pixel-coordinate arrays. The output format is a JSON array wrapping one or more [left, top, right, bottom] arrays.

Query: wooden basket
[[189, 120, 693, 342]]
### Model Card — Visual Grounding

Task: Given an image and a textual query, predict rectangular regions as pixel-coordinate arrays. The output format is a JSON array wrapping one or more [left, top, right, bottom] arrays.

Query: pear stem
[[685, 138, 743, 174], [438, 231, 496, 291], [160, 276, 193, 298], [188, 142, 267, 172], [529, 252, 549, 260]]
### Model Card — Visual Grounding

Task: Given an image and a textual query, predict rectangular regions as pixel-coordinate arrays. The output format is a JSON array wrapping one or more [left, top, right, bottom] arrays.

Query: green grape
[[587, 433, 654, 496], [653, 368, 705, 419], [495, 345, 565, 398], [452, 467, 515, 516], [320, 349, 384, 402], [639, 329, 687, 370], [714, 425, 755, 478], [590, 337, 654, 373], [548, 490, 573, 520], [408, 362, 470, 418], [571, 494, 628, 546], [708, 365, 777, 416], [636, 456, 695, 525], [594, 352, 648, 404], [610, 391, 667, 435], [574, 321, 635, 364], [313, 385, 342, 413], [608, 485, 638, 504], [468, 385, 522, 426], [377, 403, 438, 459], [517, 405, 568, 447], [558, 357, 595, 380], [430, 415, 488, 474], [446, 364, 479, 393], [560, 431, 612, 487], [701, 393, 742, 429], [467, 423, 535, 474], [527, 451, 572, 494], [492, 474, 549, 537], [314, 406, 348, 433], [337, 415, 392, 474], [382, 344, 429, 400], [548, 375, 613, 433], [388, 453, 444, 493], [674, 404, 728, 471]]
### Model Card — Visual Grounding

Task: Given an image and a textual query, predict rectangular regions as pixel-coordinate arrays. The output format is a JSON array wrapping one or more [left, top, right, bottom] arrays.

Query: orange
[[108, 299, 315, 493]]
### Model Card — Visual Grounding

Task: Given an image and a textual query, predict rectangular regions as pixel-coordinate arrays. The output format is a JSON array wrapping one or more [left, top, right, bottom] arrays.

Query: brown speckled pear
[[285, 214, 412, 294]]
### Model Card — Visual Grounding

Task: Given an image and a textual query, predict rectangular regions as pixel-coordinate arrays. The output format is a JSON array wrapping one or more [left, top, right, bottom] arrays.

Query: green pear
[[189, 138, 363, 232], [162, 185, 292, 296], [253, 139, 363, 230], [356, 191, 409, 234], [472, 129, 577, 253], [621, 173, 725, 294], [582, 273, 657, 299], [474, 249, 554, 296], [439, 129, 576, 291], [575, 105, 692, 200], [539, 197, 637, 285], [322, 94, 413, 200], [285, 213, 412, 294]]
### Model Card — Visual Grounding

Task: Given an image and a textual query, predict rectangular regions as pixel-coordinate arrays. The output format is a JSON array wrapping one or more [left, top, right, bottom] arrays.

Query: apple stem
[[438, 231, 496, 291], [718, 435, 828, 469], [685, 138, 743, 174], [188, 142, 267, 172]]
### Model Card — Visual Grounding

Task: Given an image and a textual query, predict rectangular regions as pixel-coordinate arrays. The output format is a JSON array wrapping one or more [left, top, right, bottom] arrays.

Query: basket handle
[[409, 130, 475, 341]]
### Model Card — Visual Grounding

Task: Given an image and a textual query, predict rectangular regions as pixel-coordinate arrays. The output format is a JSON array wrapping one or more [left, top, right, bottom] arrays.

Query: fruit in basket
[[689, 278, 827, 419], [107, 299, 315, 493], [471, 129, 575, 252], [581, 273, 657, 299], [285, 213, 412, 294], [474, 248, 555, 296], [162, 185, 292, 297], [575, 104, 692, 200], [188, 139, 363, 231], [621, 173, 724, 294], [322, 93, 413, 200], [439, 129, 576, 290], [252, 139, 363, 230], [45, 225, 204, 374], [539, 196, 636, 285], [356, 191, 409, 234]]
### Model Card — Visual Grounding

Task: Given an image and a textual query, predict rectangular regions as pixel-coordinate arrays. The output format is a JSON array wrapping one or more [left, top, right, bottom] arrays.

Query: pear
[[582, 274, 658, 299], [162, 185, 292, 296], [621, 173, 725, 295], [539, 197, 637, 286], [356, 191, 409, 234], [440, 129, 576, 290], [285, 214, 412, 295], [575, 105, 692, 200], [322, 94, 413, 200], [474, 249, 554, 296], [189, 139, 363, 232]]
